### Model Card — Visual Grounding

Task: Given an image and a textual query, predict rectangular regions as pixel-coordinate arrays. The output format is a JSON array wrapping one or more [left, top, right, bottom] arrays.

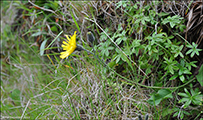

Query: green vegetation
[[1, 1, 202, 120]]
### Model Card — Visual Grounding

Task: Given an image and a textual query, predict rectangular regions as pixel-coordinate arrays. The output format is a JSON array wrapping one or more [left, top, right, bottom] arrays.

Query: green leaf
[[178, 98, 189, 103], [192, 99, 201, 105], [115, 55, 120, 63], [186, 61, 197, 71], [47, 31, 63, 48], [184, 99, 192, 108], [179, 24, 186, 32], [183, 69, 191, 74], [191, 51, 195, 58], [178, 93, 188, 98], [169, 66, 174, 74], [184, 88, 190, 96], [11, 89, 21, 100], [108, 60, 116, 68], [71, 9, 81, 33], [117, 24, 122, 31], [132, 39, 141, 47], [100, 28, 108, 40], [10, 89, 21, 106], [51, 26, 58, 32], [120, 52, 128, 62], [40, 39, 47, 56], [179, 75, 185, 83], [116, 38, 122, 45], [196, 64, 203, 86], [158, 12, 169, 16], [31, 31, 42, 37], [169, 74, 178, 80], [105, 49, 109, 56], [147, 89, 173, 106], [173, 111, 179, 117]]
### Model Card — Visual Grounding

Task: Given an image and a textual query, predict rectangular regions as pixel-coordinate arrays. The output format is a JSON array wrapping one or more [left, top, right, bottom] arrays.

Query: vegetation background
[[1, 1, 203, 120]]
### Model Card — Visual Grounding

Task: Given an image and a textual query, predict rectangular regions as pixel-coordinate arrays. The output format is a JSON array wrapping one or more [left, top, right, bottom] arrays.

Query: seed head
[[87, 31, 95, 45]]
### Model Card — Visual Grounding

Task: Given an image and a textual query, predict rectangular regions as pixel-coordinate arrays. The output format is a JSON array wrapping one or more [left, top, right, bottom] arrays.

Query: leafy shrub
[[96, 1, 203, 119]]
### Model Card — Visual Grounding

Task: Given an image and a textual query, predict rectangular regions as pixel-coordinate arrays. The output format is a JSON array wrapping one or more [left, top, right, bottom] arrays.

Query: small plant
[[169, 59, 193, 83], [147, 89, 173, 106], [178, 88, 202, 108], [172, 107, 190, 120], [171, 87, 202, 119], [162, 15, 183, 28], [186, 42, 202, 57]]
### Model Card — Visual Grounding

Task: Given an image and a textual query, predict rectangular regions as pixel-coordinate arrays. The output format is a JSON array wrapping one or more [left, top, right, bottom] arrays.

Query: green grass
[[1, 5, 150, 118]]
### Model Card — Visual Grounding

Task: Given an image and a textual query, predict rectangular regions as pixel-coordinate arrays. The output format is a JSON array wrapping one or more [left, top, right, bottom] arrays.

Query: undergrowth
[[1, 1, 203, 120]]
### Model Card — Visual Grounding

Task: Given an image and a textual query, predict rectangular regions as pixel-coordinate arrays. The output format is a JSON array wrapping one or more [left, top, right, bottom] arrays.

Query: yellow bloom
[[60, 31, 77, 59]]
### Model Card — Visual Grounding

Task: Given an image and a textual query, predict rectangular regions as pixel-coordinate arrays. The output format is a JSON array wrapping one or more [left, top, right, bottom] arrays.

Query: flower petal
[[60, 31, 77, 59], [70, 31, 77, 46], [62, 41, 69, 45], [65, 35, 71, 41]]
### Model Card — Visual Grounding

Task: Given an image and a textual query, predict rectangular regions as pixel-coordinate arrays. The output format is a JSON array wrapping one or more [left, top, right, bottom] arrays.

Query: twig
[[20, 99, 31, 120]]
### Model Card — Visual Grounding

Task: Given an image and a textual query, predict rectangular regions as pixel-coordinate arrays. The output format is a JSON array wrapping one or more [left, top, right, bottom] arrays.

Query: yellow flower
[[60, 31, 77, 59]]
